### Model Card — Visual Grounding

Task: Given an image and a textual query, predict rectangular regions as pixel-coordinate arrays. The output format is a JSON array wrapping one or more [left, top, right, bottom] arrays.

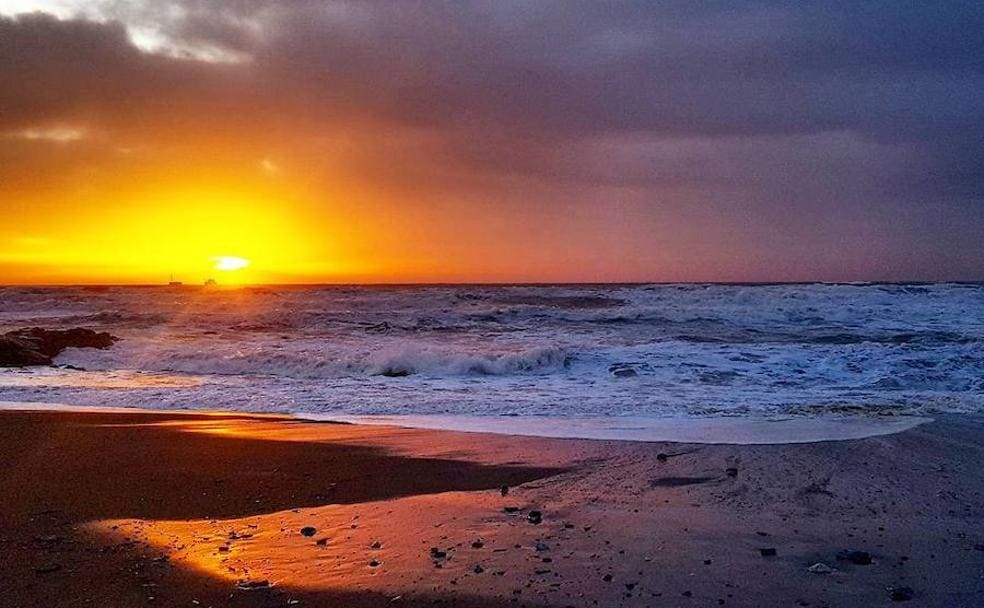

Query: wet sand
[[1, 409, 983, 607]]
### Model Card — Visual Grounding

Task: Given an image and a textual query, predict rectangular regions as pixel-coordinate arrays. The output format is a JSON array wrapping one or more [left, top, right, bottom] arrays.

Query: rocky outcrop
[[0, 328, 118, 367]]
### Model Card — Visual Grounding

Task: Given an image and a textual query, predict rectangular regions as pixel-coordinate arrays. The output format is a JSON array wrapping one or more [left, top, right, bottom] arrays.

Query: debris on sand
[[807, 562, 834, 574], [836, 550, 872, 565], [35, 564, 61, 575]]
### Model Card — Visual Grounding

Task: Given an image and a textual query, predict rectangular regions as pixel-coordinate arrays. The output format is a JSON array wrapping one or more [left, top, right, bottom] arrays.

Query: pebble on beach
[[837, 550, 872, 565]]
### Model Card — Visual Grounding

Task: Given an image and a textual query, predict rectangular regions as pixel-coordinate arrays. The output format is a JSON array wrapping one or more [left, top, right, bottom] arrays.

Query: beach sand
[[1, 410, 982, 607]]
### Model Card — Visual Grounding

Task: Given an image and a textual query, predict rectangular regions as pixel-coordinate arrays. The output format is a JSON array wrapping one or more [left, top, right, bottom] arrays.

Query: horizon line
[[2, 279, 983, 288]]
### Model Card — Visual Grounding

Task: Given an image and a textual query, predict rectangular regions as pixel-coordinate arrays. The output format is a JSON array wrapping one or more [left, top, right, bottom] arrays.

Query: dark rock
[[316, 538, 329, 546], [473, 564, 484, 574], [704, 559, 712, 565], [527, 510, 543, 524], [656, 453, 668, 463], [602, 574, 613, 582], [503, 506, 520, 514], [430, 547, 447, 559], [725, 467, 739, 477], [836, 550, 872, 565], [1, 327, 118, 367], [682, 590, 693, 597], [759, 548, 777, 557], [610, 365, 637, 378], [35, 564, 61, 574], [974, 544, 984, 551], [380, 368, 411, 377], [299, 526, 317, 537], [624, 583, 637, 591], [0, 336, 53, 366], [500, 485, 509, 496], [889, 587, 914, 602], [369, 560, 380, 567], [471, 540, 484, 549], [370, 541, 382, 549]]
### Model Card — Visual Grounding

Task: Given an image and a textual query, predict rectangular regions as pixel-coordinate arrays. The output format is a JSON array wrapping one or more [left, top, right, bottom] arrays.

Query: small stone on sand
[[837, 550, 872, 565]]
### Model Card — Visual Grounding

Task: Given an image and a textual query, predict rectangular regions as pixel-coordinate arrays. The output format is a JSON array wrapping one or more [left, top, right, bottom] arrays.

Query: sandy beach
[[1, 409, 982, 607]]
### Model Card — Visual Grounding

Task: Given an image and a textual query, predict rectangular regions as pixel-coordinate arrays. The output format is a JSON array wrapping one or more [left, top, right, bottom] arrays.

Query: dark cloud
[[1, 1, 983, 280]]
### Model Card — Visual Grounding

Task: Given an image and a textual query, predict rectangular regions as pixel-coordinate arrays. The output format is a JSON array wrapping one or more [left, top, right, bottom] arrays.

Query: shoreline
[[1, 407, 982, 606], [0, 400, 931, 445]]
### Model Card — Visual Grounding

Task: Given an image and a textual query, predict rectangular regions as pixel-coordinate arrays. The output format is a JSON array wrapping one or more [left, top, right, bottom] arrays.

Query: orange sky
[[2, 4, 982, 284]]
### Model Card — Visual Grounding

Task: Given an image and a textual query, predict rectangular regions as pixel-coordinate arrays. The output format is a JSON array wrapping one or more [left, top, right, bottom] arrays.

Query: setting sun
[[212, 256, 250, 272]]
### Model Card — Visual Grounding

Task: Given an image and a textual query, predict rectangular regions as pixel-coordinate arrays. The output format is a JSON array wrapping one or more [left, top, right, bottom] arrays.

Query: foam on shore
[[0, 400, 930, 444], [309, 413, 930, 444]]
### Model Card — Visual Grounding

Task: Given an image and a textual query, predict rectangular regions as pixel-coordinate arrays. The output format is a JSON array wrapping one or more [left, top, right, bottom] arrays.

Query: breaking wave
[[1, 282, 983, 418]]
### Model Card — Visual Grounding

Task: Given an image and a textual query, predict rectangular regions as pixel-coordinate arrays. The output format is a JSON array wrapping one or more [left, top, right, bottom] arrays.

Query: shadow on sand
[[0, 410, 564, 607]]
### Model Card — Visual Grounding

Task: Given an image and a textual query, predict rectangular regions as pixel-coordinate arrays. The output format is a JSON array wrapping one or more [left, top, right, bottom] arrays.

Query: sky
[[1, 1, 982, 284]]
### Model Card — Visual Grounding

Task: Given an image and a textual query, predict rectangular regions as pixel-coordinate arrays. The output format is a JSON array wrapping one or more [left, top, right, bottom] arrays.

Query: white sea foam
[[0, 283, 982, 424]]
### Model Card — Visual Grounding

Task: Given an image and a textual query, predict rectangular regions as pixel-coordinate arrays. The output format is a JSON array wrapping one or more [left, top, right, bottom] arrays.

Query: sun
[[212, 256, 250, 272]]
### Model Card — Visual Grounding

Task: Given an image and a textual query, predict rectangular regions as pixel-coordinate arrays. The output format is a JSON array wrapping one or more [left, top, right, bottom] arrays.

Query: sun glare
[[212, 256, 250, 272]]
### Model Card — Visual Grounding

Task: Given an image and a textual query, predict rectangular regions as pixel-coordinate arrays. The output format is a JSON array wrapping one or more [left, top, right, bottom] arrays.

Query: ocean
[[1, 283, 983, 431]]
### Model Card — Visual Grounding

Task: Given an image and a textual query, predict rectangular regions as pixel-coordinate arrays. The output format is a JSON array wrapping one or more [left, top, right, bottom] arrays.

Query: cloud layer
[[2, 1, 983, 281]]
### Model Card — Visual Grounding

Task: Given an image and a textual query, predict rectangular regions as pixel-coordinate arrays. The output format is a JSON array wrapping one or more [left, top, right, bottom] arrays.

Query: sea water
[[0, 283, 981, 436]]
